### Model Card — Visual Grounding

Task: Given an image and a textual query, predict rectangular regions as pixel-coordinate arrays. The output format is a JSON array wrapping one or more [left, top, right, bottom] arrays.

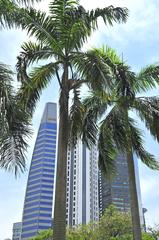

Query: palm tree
[[0, 63, 31, 175], [14, 1, 128, 239], [82, 46, 159, 240]]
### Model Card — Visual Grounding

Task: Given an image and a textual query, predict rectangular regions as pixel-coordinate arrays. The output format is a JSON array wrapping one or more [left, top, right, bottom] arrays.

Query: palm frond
[[128, 116, 159, 170], [0, 63, 14, 134], [88, 5, 128, 27], [49, 0, 82, 50], [98, 121, 117, 177], [114, 64, 136, 98], [14, 0, 42, 6], [64, 9, 91, 51], [0, 0, 18, 28], [136, 64, 159, 92], [21, 41, 56, 65], [98, 105, 131, 176], [0, 63, 31, 175], [69, 88, 98, 148], [72, 46, 136, 93], [0, 101, 32, 176], [50, 2, 128, 52], [133, 97, 159, 142], [101, 106, 129, 152], [0, 0, 41, 28], [69, 88, 84, 146], [18, 62, 58, 115], [83, 90, 110, 120], [95, 46, 122, 64], [49, 0, 78, 22], [91, 47, 137, 98], [19, 8, 62, 50], [82, 108, 98, 148], [16, 41, 58, 82], [1, 4, 62, 51], [72, 50, 113, 91]]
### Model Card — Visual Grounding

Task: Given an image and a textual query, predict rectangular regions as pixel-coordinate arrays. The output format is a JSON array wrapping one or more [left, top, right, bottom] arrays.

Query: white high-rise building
[[66, 140, 99, 226]]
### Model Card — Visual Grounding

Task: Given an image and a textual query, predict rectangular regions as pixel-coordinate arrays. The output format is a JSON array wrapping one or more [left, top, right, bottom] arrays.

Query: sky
[[0, 0, 159, 239]]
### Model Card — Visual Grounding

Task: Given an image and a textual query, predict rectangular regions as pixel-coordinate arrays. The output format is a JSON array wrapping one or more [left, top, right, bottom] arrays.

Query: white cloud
[[81, 0, 159, 49]]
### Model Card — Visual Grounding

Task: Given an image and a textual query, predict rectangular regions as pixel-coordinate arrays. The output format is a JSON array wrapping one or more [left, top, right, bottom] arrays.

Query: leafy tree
[[142, 233, 155, 240], [30, 206, 132, 240], [82, 46, 159, 240], [21, 211, 159, 240], [0, 63, 31, 175], [147, 225, 159, 240], [67, 223, 97, 240], [30, 229, 53, 240], [13, 1, 128, 239], [97, 205, 132, 240]]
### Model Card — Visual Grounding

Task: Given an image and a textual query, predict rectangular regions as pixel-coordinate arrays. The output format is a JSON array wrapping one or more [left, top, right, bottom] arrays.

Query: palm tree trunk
[[124, 107, 142, 240], [126, 149, 142, 240], [53, 72, 69, 240]]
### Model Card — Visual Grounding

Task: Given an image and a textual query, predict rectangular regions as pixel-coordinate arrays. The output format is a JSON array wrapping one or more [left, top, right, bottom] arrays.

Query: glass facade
[[99, 153, 143, 218], [12, 222, 22, 240], [21, 103, 57, 240]]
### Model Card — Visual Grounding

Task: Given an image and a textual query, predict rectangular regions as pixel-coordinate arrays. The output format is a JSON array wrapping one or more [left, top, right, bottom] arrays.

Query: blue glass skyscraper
[[21, 102, 57, 240], [99, 153, 143, 224]]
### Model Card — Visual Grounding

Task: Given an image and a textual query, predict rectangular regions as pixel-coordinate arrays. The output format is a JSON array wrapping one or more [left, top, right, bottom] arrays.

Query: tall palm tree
[[14, 1, 128, 239], [0, 63, 31, 175], [82, 46, 159, 240]]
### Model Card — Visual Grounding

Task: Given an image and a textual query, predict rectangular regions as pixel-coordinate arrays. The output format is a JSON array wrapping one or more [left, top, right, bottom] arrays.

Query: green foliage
[[30, 229, 53, 240], [30, 206, 134, 240], [27, 228, 159, 240], [142, 232, 155, 240], [147, 225, 159, 240], [97, 205, 132, 240], [67, 224, 97, 240], [0, 0, 42, 29], [0, 63, 31, 175]]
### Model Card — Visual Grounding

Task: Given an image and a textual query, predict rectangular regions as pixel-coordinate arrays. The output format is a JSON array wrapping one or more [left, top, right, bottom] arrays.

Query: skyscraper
[[66, 140, 99, 226], [21, 103, 57, 240], [99, 153, 143, 223], [12, 222, 22, 240]]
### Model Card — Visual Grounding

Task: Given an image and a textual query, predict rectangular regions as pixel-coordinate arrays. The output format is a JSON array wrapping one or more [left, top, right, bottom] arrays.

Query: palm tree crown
[[82, 46, 159, 240]]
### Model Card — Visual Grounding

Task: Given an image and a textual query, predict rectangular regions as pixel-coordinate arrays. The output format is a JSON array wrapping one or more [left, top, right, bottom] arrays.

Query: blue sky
[[0, 0, 159, 239]]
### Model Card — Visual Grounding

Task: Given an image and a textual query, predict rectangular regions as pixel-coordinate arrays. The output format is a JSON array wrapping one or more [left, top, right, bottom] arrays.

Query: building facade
[[21, 103, 57, 239], [12, 222, 22, 240], [99, 153, 143, 223], [66, 140, 99, 226]]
